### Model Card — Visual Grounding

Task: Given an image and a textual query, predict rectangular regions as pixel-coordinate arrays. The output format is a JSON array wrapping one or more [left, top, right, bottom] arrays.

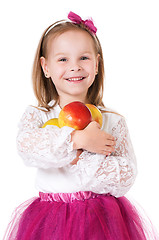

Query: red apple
[[58, 101, 92, 130], [86, 104, 103, 128], [42, 118, 60, 128]]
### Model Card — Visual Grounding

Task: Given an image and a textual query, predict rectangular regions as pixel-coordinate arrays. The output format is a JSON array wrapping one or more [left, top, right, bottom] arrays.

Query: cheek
[[85, 61, 96, 72], [90, 62, 98, 75], [49, 65, 63, 77]]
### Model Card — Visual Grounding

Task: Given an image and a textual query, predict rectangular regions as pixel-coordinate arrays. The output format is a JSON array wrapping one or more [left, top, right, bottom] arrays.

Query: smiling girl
[[40, 30, 100, 108], [3, 11, 158, 240]]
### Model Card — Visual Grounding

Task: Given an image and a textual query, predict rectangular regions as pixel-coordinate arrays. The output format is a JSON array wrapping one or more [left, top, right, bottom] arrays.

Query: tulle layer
[[3, 191, 159, 240]]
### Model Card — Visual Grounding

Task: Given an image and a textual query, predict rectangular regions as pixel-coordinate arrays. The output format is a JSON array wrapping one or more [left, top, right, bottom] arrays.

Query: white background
[[0, 0, 159, 238]]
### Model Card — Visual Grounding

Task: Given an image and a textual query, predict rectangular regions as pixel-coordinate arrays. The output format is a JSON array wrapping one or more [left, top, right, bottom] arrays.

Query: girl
[[4, 11, 158, 240]]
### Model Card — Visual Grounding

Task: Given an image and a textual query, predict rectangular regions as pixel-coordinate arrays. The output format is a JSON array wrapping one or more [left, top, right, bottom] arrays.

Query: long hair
[[32, 20, 106, 111]]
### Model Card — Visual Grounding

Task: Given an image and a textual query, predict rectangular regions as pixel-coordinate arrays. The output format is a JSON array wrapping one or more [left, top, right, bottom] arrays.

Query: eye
[[59, 58, 67, 62], [80, 56, 89, 60]]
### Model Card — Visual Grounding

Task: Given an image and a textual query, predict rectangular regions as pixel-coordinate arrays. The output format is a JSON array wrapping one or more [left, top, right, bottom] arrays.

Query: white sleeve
[[69, 116, 137, 197], [16, 106, 77, 169], [95, 116, 137, 197]]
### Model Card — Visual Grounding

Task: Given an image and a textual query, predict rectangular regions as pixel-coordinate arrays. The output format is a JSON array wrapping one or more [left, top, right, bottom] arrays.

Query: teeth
[[67, 77, 83, 81]]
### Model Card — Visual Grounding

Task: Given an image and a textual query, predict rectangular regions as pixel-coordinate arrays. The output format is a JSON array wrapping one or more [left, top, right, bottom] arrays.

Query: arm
[[70, 121, 116, 165], [71, 121, 116, 156], [16, 106, 77, 169], [70, 116, 137, 197], [94, 116, 137, 197]]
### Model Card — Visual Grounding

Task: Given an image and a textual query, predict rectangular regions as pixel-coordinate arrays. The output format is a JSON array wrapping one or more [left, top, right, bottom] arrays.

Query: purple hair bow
[[68, 11, 97, 34]]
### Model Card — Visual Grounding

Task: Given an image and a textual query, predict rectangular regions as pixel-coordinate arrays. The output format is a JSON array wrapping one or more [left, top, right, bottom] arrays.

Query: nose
[[70, 62, 81, 72]]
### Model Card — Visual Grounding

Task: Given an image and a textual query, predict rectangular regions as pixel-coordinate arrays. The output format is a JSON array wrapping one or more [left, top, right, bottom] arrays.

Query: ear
[[95, 54, 100, 75], [40, 57, 51, 78]]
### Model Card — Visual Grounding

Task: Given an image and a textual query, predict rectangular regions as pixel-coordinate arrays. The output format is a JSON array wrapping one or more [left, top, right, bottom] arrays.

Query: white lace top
[[17, 100, 137, 197]]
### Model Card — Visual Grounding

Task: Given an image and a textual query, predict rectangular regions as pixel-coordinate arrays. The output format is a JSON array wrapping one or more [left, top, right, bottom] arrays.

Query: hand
[[71, 149, 83, 165], [71, 121, 116, 155]]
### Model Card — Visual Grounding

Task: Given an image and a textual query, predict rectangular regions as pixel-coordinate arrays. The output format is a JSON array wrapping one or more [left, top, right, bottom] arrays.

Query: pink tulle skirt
[[3, 191, 159, 240]]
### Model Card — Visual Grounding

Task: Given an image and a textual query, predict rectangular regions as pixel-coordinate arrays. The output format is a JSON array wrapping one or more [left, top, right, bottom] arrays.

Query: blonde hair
[[32, 19, 122, 117], [32, 19, 106, 110]]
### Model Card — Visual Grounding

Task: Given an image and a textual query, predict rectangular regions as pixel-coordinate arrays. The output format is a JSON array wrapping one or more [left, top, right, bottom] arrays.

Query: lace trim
[[17, 106, 76, 169]]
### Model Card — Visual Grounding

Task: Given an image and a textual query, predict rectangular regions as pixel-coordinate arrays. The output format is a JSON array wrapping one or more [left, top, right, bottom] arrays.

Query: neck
[[58, 95, 88, 109]]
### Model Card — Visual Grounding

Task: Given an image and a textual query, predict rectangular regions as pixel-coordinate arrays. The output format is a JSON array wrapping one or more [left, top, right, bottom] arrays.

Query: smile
[[65, 77, 85, 82]]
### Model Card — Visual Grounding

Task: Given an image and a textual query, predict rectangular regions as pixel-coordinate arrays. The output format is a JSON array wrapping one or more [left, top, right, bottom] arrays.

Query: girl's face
[[41, 30, 99, 107]]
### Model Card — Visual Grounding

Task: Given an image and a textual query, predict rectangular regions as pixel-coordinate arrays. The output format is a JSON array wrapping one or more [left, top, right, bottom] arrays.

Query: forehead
[[48, 29, 96, 55]]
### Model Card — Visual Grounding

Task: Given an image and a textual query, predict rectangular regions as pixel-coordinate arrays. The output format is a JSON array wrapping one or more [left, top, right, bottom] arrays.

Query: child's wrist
[[71, 130, 83, 150]]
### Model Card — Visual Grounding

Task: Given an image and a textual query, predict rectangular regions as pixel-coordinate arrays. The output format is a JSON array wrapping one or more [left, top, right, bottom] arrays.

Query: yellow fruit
[[42, 118, 60, 128], [85, 104, 103, 128]]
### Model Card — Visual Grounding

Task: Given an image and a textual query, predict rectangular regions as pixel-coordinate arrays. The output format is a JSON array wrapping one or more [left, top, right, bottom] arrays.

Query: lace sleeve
[[16, 106, 77, 169], [69, 116, 137, 197], [94, 116, 137, 197]]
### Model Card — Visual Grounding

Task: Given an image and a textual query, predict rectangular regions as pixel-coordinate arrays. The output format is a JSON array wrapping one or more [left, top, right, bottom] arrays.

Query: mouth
[[65, 76, 86, 82]]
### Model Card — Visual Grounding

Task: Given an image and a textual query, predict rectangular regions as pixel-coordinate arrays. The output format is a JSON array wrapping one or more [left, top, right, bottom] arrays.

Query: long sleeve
[[95, 116, 137, 197], [17, 106, 77, 169], [68, 115, 137, 197]]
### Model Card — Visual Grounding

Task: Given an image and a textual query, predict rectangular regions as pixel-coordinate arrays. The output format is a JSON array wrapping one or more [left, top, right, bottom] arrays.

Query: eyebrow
[[54, 52, 93, 57]]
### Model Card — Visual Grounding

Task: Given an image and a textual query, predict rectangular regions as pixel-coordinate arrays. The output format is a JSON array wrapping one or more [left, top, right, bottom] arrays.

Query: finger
[[106, 139, 116, 146], [104, 145, 114, 152], [100, 150, 111, 156], [106, 134, 115, 141]]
